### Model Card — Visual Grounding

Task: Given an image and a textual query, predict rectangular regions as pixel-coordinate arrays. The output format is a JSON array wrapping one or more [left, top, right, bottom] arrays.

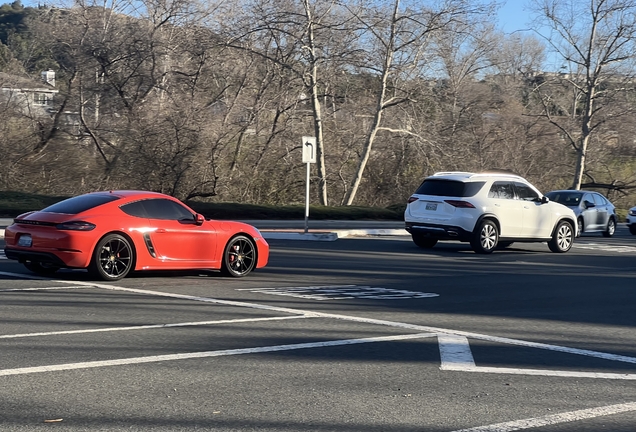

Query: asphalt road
[[0, 229, 635, 431]]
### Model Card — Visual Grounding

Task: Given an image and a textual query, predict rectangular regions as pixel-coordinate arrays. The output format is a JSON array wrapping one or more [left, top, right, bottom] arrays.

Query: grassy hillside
[[0, 191, 405, 220]]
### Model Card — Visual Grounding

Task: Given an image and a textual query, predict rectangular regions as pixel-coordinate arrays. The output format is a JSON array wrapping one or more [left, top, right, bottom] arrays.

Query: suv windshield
[[42, 194, 121, 214], [415, 179, 485, 197]]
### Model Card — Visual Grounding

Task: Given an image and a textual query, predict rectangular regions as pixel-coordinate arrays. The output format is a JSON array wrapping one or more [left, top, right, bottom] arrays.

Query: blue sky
[[497, 0, 533, 34]]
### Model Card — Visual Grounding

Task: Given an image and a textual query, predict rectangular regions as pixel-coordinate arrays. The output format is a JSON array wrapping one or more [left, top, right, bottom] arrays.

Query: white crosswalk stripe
[[238, 285, 439, 300], [0, 251, 6, 260]]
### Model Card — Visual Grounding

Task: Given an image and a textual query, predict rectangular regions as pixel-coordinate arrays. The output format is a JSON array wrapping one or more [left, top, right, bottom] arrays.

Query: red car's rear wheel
[[89, 234, 135, 281]]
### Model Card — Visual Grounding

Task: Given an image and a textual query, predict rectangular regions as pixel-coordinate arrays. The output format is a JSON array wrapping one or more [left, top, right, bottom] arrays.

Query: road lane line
[[451, 401, 636, 431], [441, 365, 636, 380], [0, 286, 90, 292], [0, 332, 437, 376], [68, 280, 636, 366], [0, 316, 308, 339], [3, 272, 636, 378], [438, 335, 476, 368]]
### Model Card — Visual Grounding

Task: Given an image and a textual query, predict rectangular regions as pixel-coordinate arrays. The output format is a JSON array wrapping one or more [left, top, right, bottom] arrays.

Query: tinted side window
[[42, 194, 120, 214], [546, 192, 582, 205], [415, 180, 485, 197], [488, 182, 514, 199], [592, 193, 606, 206], [142, 199, 194, 220], [514, 182, 539, 201], [120, 201, 148, 218]]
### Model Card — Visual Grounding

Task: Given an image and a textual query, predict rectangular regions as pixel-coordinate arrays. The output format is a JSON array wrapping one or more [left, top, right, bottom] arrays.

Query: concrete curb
[[261, 228, 407, 241], [0, 228, 408, 242]]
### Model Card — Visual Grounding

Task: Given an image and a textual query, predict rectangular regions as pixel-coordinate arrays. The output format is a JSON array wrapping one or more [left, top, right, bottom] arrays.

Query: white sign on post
[[302, 136, 316, 233], [302, 136, 317, 163]]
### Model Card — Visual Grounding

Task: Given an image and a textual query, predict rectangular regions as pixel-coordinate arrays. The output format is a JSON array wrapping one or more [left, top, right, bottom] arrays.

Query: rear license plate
[[425, 203, 438, 211], [18, 235, 32, 247]]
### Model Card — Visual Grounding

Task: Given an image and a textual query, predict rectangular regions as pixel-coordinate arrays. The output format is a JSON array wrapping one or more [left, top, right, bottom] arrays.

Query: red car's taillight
[[407, 196, 418, 204], [444, 200, 475, 208], [56, 221, 96, 231]]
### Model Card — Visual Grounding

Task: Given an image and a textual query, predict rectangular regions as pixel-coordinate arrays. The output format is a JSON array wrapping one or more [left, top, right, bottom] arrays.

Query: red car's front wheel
[[221, 235, 256, 277]]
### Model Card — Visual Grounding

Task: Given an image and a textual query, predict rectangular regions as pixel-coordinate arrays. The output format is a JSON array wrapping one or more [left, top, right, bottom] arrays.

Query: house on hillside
[[0, 69, 59, 117]]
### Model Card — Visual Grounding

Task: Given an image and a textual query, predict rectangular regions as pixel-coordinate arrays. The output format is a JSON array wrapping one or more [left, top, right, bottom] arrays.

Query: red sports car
[[3, 191, 269, 281]]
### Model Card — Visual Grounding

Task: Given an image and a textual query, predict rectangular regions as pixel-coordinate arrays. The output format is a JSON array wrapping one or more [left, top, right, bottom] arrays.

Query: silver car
[[545, 190, 617, 237]]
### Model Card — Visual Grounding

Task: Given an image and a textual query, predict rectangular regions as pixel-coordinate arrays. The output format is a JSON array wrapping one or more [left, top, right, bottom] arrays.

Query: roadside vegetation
[[0, 191, 404, 220]]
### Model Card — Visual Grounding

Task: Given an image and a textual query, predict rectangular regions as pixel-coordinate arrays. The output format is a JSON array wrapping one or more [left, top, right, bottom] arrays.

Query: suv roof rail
[[470, 172, 526, 181], [431, 171, 475, 177]]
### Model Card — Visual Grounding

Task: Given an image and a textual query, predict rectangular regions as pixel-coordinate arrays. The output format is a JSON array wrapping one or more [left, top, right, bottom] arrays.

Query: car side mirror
[[584, 200, 595, 209], [541, 196, 549, 204], [195, 213, 205, 226]]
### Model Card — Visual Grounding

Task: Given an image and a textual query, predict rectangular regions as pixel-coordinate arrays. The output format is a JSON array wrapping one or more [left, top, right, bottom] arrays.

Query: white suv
[[404, 172, 577, 253]]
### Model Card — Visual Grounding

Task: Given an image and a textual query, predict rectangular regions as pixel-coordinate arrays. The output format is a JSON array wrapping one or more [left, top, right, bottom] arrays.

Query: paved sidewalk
[[0, 218, 407, 241]]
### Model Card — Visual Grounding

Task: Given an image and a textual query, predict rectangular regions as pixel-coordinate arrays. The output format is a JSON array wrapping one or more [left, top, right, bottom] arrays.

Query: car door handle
[[156, 229, 166, 233]]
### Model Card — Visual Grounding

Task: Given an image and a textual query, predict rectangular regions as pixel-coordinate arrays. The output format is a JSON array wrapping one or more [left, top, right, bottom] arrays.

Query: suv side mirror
[[541, 196, 549, 204]]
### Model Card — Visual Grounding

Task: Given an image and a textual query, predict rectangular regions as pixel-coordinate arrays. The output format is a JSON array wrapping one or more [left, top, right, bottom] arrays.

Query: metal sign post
[[302, 136, 317, 233]]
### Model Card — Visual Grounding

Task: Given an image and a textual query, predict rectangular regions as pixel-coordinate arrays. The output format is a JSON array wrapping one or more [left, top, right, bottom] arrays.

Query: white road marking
[[237, 285, 439, 300], [438, 335, 475, 368], [1, 271, 636, 382], [437, 336, 636, 380], [451, 402, 636, 432], [0, 332, 436, 377], [0, 286, 90, 292], [0, 251, 6, 260], [0, 316, 308, 339], [574, 243, 636, 253]]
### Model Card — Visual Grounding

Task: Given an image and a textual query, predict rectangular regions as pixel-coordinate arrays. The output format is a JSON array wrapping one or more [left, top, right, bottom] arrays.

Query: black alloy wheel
[[222, 235, 257, 277], [89, 233, 135, 281]]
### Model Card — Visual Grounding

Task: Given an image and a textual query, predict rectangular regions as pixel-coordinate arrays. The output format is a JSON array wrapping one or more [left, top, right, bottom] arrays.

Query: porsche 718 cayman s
[[3, 191, 269, 281]]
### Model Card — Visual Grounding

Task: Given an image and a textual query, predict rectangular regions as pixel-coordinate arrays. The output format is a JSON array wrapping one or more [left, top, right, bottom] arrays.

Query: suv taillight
[[444, 200, 475, 208], [407, 197, 418, 204]]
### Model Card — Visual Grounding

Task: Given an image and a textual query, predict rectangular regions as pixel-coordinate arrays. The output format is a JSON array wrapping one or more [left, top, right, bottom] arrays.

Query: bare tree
[[340, 0, 495, 205], [530, 0, 636, 189]]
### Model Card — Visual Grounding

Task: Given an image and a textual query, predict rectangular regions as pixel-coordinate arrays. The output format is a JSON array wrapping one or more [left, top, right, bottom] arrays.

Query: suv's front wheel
[[471, 219, 498, 254], [548, 221, 574, 253]]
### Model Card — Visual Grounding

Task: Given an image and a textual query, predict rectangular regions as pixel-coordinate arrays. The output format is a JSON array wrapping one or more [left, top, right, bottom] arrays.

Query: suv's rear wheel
[[548, 221, 574, 253], [412, 234, 438, 249], [471, 219, 498, 254]]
